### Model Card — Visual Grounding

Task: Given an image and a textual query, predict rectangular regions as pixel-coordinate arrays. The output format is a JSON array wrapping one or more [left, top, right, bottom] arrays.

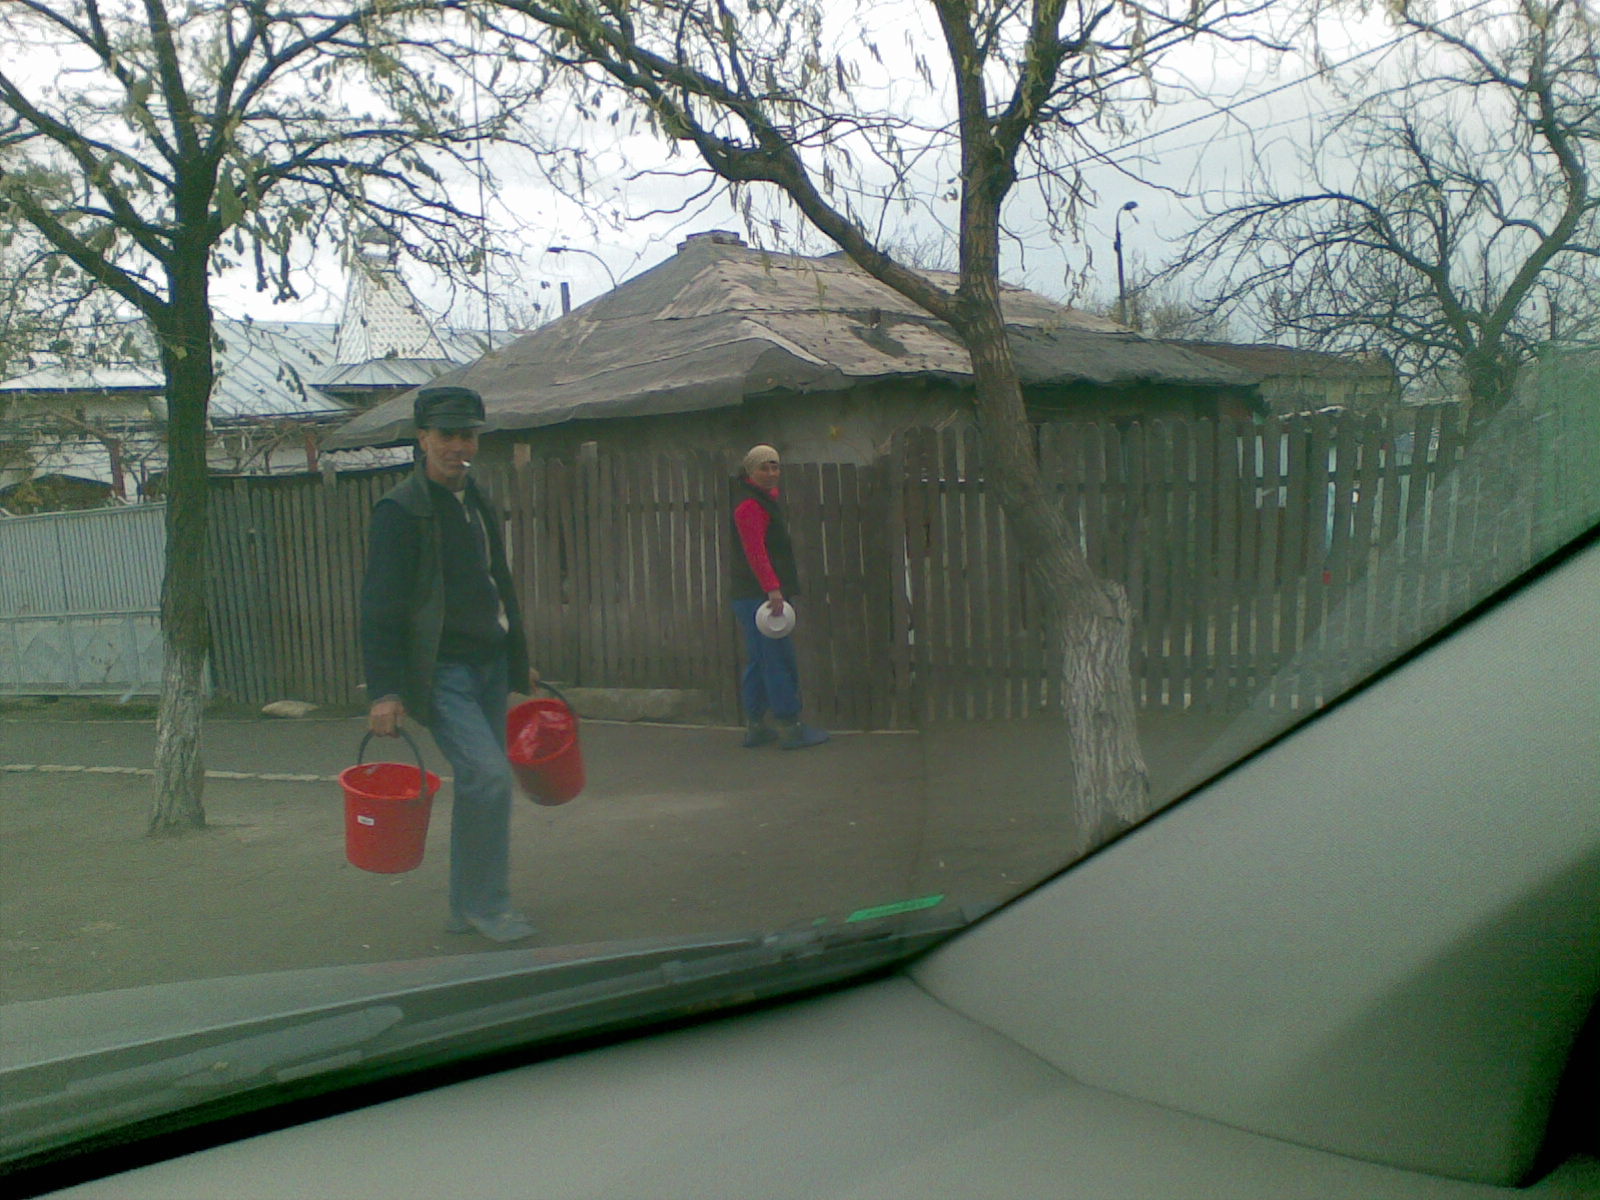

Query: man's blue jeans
[[733, 597, 801, 721], [428, 657, 514, 922]]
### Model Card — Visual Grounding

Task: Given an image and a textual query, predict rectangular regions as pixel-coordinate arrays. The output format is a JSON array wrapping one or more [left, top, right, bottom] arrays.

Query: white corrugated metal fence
[[0, 505, 167, 695]]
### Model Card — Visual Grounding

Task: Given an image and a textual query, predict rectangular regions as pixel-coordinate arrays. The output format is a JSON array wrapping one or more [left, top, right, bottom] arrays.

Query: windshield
[[6, 376, 1595, 1178], [3, 0, 1599, 1189]]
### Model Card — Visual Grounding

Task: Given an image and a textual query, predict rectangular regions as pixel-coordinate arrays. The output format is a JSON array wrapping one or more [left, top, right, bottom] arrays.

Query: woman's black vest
[[729, 478, 802, 600]]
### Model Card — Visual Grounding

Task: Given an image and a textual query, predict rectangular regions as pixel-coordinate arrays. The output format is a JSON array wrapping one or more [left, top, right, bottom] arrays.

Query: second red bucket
[[507, 683, 585, 806]]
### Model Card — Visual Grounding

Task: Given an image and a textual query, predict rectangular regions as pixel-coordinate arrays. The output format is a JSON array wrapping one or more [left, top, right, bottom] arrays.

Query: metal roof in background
[[0, 320, 348, 416], [210, 319, 345, 417], [319, 357, 460, 390], [0, 253, 492, 488], [326, 232, 1260, 450], [0, 320, 498, 419], [0, 363, 165, 393]]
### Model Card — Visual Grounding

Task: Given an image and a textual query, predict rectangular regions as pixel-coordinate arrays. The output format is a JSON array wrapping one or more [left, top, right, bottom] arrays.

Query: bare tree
[[0, 0, 541, 833], [467, 0, 1281, 837], [1182, 0, 1600, 424], [1084, 256, 1235, 339]]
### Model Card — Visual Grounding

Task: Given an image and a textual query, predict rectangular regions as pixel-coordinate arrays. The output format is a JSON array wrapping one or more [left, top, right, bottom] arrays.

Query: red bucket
[[507, 684, 585, 806], [340, 730, 440, 873]]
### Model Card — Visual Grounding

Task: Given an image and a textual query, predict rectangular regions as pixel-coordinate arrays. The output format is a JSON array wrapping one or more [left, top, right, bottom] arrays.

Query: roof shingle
[[326, 234, 1257, 449]]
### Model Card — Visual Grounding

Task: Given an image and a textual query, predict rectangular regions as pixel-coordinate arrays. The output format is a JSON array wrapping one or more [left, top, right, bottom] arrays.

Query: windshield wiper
[[3, 1007, 403, 1157], [1, 906, 979, 1178]]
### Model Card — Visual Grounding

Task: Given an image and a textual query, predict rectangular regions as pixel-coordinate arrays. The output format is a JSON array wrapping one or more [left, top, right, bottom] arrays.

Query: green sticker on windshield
[[845, 894, 945, 923]]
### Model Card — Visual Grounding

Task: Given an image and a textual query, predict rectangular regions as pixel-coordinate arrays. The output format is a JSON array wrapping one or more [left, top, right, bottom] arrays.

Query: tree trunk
[[150, 629, 208, 834], [954, 282, 1151, 839], [1058, 579, 1149, 848], [1463, 348, 1520, 437], [147, 277, 214, 835]]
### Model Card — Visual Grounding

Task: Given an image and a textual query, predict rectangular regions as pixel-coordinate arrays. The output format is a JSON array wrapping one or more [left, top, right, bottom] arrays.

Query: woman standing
[[730, 444, 830, 750]]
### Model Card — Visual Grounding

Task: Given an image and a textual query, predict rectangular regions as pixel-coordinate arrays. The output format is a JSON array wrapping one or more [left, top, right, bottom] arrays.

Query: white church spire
[[333, 229, 450, 365]]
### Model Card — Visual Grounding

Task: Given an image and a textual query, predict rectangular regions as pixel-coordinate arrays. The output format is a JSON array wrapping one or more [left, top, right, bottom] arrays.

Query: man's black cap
[[414, 385, 486, 431]]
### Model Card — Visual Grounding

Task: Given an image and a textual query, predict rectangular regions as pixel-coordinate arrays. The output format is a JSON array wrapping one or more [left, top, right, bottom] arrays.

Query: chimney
[[678, 230, 747, 251]]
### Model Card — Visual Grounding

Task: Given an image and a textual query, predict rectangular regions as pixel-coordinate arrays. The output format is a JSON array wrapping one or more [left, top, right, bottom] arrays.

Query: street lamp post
[[1113, 201, 1139, 328], [546, 244, 619, 290]]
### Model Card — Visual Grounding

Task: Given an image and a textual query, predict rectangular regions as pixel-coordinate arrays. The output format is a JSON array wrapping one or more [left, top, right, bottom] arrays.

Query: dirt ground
[[0, 704, 1239, 1007]]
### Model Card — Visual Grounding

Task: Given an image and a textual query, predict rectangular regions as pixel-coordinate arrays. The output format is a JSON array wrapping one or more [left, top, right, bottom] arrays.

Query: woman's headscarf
[[742, 444, 780, 478]]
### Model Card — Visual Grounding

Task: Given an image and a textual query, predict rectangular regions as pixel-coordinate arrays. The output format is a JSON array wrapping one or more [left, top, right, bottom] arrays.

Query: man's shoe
[[446, 911, 537, 943], [742, 721, 778, 748], [779, 722, 830, 750]]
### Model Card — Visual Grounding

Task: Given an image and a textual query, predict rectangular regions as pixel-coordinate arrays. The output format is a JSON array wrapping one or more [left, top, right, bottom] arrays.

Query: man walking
[[361, 385, 538, 942], [730, 444, 829, 750]]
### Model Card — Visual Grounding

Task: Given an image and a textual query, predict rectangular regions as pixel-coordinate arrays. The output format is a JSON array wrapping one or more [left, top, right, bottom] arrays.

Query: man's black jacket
[[360, 467, 531, 721]]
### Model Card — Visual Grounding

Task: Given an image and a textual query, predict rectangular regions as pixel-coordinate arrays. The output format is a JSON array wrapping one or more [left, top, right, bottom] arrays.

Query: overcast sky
[[205, 2, 1425, 336]]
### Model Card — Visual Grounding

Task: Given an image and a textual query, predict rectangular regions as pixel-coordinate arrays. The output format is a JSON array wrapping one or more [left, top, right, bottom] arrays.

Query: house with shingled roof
[[325, 230, 1265, 468]]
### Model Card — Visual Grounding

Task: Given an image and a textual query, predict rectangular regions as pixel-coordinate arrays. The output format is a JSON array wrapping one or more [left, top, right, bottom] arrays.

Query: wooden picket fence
[[204, 406, 1555, 727], [893, 407, 1530, 722], [498, 450, 746, 722], [206, 468, 397, 710]]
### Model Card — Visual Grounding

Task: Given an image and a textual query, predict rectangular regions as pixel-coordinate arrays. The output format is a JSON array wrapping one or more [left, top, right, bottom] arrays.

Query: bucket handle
[[531, 679, 574, 712], [355, 728, 429, 801]]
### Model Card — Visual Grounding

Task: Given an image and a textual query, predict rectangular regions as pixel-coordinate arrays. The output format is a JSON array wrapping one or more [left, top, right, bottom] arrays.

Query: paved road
[[2, 707, 1226, 1007]]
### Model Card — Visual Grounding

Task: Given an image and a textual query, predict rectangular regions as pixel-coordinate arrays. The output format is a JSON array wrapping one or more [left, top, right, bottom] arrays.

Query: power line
[[1074, 0, 1502, 171]]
